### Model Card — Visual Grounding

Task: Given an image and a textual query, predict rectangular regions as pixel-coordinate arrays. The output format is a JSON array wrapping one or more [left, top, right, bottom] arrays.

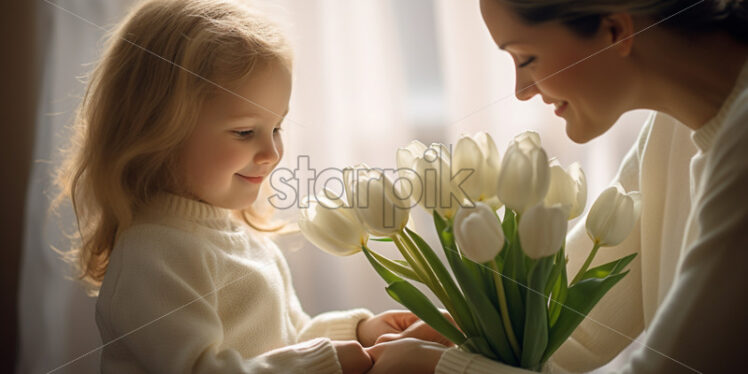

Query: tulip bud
[[497, 131, 550, 214], [518, 203, 568, 259], [298, 189, 369, 256], [344, 166, 411, 237], [452, 132, 502, 208], [586, 185, 641, 247], [397, 142, 467, 218], [453, 202, 505, 263], [396, 140, 428, 171], [544, 161, 587, 220]]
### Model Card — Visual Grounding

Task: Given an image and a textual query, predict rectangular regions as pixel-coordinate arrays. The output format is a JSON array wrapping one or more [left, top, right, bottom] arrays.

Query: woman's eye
[[518, 56, 536, 68], [273, 127, 283, 135]]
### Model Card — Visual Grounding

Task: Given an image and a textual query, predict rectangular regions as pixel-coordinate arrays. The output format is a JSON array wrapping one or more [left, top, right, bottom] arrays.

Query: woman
[[365, 0, 748, 373]]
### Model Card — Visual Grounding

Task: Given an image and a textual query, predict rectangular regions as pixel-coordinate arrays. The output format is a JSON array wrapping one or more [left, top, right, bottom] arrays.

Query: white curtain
[[19, 1, 645, 372]]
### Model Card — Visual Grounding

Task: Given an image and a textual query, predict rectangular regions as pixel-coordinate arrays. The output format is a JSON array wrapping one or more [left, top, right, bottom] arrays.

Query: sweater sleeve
[[609, 92, 748, 374], [436, 117, 654, 374], [546, 119, 650, 373], [268, 237, 374, 342], [97, 226, 342, 374]]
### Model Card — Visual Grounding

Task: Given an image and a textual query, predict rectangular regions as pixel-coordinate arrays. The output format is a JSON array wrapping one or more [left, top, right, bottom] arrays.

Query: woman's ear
[[601, 13, 635, 57]]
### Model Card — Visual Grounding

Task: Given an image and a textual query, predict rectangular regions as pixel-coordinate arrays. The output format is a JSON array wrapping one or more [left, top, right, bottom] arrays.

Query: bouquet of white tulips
[[299, 131, 640, 372]]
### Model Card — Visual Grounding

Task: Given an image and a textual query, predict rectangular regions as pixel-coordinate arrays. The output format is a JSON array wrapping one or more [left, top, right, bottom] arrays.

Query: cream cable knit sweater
[[96, 194, 372, 373], [437, 58, 748, 374]]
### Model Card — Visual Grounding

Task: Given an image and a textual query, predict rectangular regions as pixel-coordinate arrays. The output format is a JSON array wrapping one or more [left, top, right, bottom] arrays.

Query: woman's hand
[[356, 310, 455, 347], [365, 337, 447, 374], [332, 340, 372, 374]]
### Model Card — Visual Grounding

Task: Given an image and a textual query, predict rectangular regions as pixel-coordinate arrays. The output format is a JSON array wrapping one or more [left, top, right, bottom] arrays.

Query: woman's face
[[479, 0, 634, 143]]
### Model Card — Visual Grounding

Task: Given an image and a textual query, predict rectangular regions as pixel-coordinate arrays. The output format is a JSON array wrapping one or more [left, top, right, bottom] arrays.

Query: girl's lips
[[554, 102, 568, 116], [237, 174, 264, 184]]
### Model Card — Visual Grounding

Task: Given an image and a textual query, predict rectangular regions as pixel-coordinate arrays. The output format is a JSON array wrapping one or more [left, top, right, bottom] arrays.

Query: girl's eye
[[273, 127, 283, 135], [518, 56, 536, 68], [233, 130, 254, 138]]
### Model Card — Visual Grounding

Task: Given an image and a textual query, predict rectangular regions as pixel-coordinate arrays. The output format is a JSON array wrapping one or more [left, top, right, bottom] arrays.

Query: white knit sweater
[[436, 58, 748, 373], [95, 194, 372, 373]]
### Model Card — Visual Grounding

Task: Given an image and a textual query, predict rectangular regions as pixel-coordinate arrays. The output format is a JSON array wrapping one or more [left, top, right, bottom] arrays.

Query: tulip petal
[[453, 136, 484, 202]]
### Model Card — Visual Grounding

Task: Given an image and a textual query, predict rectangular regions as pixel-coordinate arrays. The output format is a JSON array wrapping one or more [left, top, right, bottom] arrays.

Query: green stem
[[570, 243, 601, 285], [489, 260, 521, 359], [400, 233, 453, 305], [393, 234, 450, 303]]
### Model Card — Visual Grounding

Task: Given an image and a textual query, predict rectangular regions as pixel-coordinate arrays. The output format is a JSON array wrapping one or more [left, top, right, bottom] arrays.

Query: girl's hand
[[356, 310, 456, 347], [365, 338, 447, 374], [332, 340, 372, 374]]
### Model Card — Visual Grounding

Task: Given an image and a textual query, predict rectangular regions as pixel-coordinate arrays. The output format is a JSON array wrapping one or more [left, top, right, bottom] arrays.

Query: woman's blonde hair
[[55, 0, 292, 291]]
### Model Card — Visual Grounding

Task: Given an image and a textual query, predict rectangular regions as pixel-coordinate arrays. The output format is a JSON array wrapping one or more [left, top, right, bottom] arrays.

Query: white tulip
[[586, 185, 642, 247], [452, 132, 502, 208], [518, 203, 568, 259], [396, 140, 428, 171], [453, 202, 505, 263], [397, 142, 468, 218], [298, 189, 369, 256], [344, 166, 411, 237], [544, 161, 587, 220], [496, 131, 550, 214]]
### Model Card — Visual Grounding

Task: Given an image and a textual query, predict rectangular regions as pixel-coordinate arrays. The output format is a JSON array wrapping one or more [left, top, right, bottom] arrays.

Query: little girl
[[56, 0, 444, 372]]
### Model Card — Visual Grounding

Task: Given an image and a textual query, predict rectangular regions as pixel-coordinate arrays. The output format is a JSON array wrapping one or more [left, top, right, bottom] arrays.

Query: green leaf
[[501, 209, 516, 241], [362, 245, 401, 284], [544, 248, 565, 298], [366, 248, 420, 282], [386, 281, 467, 346], [405, 227, 480, 337], [580, 253, 637, 281], [548, 262, 568, 328], [543, 271, 630, 363], [503, 240, 526, 342], [434, 212, 519, 365], [370, 237, 394, 242], [521, 256, 553, 369], [362, 245, 467, 346], [462, 336, 498, 360], [395, 259, 410, 267]]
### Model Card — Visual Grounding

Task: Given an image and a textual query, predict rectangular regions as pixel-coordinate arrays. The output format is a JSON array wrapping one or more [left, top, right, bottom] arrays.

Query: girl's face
[[479, 0, 634, 143], [180, 60, 291, 210]]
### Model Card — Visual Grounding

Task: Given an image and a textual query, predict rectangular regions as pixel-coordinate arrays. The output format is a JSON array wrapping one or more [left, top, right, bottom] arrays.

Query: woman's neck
[[632, 28, 748, 130]]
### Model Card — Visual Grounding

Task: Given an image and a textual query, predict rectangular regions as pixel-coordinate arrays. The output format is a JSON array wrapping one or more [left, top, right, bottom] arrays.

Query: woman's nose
[[515, 70, 540, 101]]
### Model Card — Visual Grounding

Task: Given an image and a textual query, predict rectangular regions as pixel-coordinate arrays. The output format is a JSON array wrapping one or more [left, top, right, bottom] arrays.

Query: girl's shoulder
[[114, 221, 231, 269]]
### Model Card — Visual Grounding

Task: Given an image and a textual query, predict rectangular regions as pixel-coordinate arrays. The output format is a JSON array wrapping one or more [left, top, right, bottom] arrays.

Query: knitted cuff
[[292, 338, 343, 374], [299, 308, 374, 342], [436, 348, 543, 374]]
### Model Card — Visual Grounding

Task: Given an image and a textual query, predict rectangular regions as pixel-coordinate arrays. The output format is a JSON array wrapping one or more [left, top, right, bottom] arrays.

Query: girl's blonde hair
[[56, 0, 292, 291]]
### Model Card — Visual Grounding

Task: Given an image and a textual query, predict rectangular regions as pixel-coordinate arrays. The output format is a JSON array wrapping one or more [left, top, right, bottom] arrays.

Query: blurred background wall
[[13, 1, 648, 372]]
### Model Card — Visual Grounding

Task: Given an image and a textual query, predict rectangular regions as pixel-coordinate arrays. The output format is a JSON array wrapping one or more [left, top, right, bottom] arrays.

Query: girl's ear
[[601, 13, 635, 57]]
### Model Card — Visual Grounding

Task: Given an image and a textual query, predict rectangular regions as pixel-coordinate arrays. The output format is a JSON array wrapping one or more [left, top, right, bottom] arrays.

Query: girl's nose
[[254, 135, 281, 165], [515, 70, 540, 101]]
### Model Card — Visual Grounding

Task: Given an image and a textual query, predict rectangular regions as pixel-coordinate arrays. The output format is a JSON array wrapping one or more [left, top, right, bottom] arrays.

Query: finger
[[364, 343, 386, 361], [374, 333, 402, 345], [393, 311, 420, 329]]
